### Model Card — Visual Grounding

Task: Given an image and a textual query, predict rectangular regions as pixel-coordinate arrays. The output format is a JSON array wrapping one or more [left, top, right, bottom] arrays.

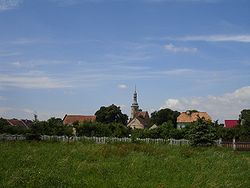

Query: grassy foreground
[[0, 141, 249, 188]]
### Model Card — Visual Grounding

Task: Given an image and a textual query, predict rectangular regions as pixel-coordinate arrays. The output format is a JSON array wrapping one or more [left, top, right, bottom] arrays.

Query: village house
[[63, 114, 96, 125], [177, 111, 212, 129], [127, 88, 150, 129], [6, 118, 32, 129]]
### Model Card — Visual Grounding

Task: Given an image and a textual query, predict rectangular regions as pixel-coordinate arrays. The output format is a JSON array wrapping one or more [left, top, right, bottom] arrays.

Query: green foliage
[[74, 122, 130, 138], [187, 109, 199, 113], [95, 104, 128, 125], [158, 121, 175, 139], [150, 108, 180, 127], [25, 133, 41, 141], [186, 118, 217, 146], [216, 126, 241, 141], [0, 142, 249, 187], [0, 118, 29, 135], [130, 121, 184, 140], [30, 117, 73, 137], [239, 109, 250, 140]]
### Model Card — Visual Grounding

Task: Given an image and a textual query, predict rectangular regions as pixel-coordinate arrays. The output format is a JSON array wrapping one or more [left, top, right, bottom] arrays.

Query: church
[[127, 87, 150, 129]]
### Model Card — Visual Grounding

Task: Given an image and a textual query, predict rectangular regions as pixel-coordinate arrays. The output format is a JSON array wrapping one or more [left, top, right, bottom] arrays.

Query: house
[[63, 114, 96, 125], [21, 119, 33, 128], [177, 111, 212, 129], [7, 119, 31, 128], [224, 120, 239, 128], [127, 88, 150, 129], [127, 116, 149, 129], [149, 124, 158, 130]]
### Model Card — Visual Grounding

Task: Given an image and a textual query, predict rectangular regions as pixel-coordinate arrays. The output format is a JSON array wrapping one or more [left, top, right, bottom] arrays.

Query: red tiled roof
[[63, 114, 96, 125], [177, 111, 211, 123], [224, 120, 239, 128], [135, 111, 149, 119], [7, 119, 28, 128]]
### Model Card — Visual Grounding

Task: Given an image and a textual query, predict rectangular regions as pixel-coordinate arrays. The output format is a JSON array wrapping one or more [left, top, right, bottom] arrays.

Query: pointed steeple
[[131, 85, 139, 119], [133, 85, 138, 105]]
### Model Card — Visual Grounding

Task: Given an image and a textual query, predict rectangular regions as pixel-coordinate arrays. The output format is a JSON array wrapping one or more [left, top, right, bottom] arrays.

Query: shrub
[[25, 133, 41, 141], [187, 118, 217, 146]]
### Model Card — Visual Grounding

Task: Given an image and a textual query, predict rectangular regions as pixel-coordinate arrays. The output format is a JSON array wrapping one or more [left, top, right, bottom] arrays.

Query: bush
[[74, 122, 130, 138], [187, 118, 217, 146], [25, 133, 41, 141]]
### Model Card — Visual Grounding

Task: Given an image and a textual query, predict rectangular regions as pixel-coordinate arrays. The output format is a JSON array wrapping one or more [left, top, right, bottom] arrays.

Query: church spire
[[133, 85, 138, 105], [131, 85, 139, 119]]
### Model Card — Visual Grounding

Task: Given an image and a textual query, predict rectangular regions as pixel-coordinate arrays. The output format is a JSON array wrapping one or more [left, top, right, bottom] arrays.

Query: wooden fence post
[[233, 137, 236, 151], [219, 138, 222, 147]]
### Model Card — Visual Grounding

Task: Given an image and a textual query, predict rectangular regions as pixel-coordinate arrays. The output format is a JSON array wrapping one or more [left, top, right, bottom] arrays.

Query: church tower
[[131, 86, 139, 119]]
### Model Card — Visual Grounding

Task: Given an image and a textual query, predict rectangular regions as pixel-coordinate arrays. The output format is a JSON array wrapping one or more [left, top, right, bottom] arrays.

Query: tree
[[150, 108, 180, 127], [239, 109, 250, 140], [0, 118, 9, 133], [158, 121, 175, 139], [186, 118, 217, 146], [0, 118, 29, 135], [95, 104, 128, 125]]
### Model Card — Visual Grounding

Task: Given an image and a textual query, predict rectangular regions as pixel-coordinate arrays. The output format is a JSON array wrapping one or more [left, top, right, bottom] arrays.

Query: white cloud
[[175, 35, 250, 43], [0, 107, 67, 120], [162, 86, 250, 122], [118, 84, 128, 89], [10, 38, 51, 45], [0, 0, 22, 11], [0, 74, 67, 89], [0, 107, 12, 114], [164, 43, 198, 53], [0, 96, 6, 100], [161, 69, 194, 75], [11, 61, 22, 67], [0, 51, 20, 57]]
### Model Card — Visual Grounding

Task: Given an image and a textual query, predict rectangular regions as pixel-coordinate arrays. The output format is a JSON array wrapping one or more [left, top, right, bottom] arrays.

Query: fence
[[169, 138, 189, 145], [0, 134, 189, 145], [40, 135, 185, 145], [220, 138, 250, 151], [1, 134, 249, 150], [0, 134, 26, 141]]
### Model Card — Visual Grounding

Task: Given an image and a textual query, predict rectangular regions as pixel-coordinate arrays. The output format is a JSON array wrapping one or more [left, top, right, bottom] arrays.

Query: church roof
[[63, 114, 96, 125], [135, 111, 149, 119]]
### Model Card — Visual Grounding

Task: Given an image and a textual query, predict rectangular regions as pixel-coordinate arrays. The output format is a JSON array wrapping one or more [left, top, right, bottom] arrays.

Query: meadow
[[0, 141, 249, 188]]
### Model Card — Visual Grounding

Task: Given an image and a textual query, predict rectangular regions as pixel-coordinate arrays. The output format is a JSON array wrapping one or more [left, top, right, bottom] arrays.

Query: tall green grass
[[0, 141, 249, 187]]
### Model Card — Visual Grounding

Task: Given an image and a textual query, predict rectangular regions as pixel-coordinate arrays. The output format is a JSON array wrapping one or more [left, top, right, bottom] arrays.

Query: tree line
[[0, 105, 249, 146]]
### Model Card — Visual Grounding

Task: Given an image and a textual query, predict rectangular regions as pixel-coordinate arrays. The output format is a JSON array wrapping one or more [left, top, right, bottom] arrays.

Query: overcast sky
[[0, 0, 250, 122]]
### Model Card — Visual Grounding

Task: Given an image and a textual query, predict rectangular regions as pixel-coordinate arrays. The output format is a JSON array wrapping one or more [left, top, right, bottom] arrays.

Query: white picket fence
[[0, 134, 26, 141], [40, 135, 176, 144], [0, 134, 190, 145]]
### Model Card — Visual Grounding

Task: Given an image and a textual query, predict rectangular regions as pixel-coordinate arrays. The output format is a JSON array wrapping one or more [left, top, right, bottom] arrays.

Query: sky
[[0, 0, 250, 123]]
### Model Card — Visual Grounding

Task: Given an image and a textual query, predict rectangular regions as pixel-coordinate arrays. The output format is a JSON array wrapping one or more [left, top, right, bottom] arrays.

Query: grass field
[[0, 141, 249, 188]]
